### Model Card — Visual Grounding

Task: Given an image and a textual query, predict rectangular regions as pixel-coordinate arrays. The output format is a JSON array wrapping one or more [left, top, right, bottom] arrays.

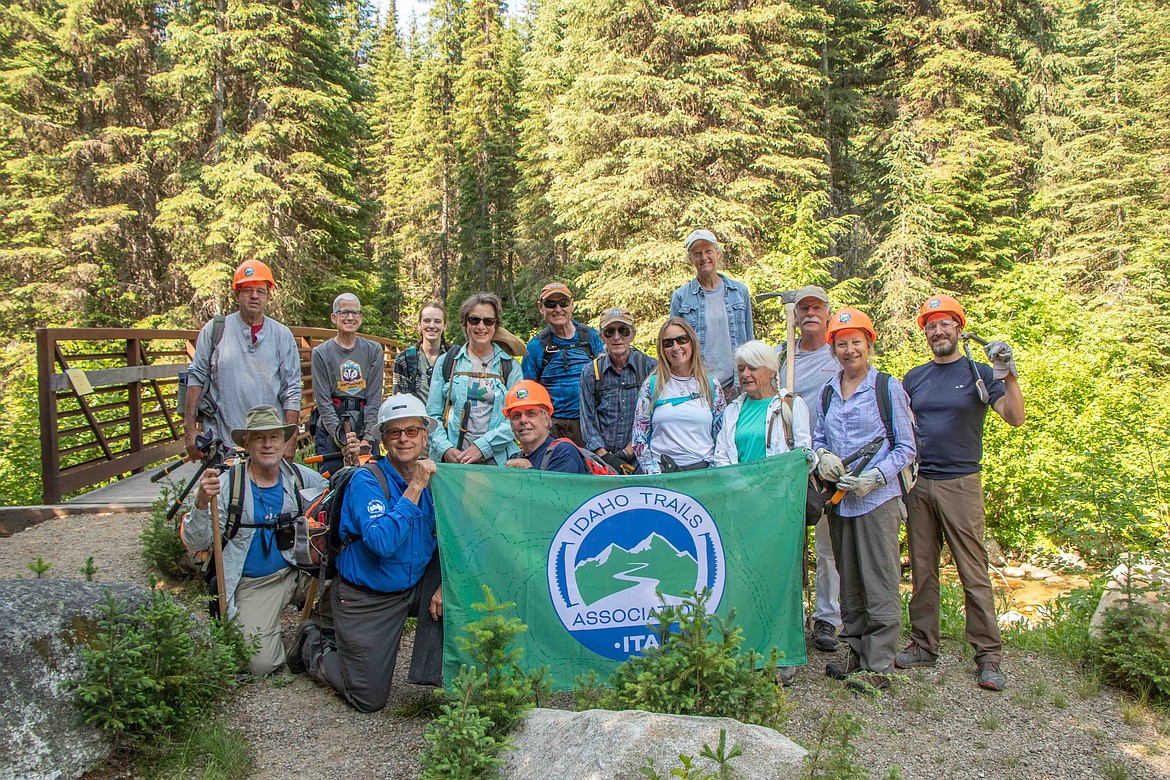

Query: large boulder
[[503, 708, 806, 780], [0, 579, 152, 780], [1089, 562, 1170, 641]]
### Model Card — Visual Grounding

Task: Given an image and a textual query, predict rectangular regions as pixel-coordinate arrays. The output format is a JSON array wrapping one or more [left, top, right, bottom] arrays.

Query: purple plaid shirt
[[812, 366, 916, 517]]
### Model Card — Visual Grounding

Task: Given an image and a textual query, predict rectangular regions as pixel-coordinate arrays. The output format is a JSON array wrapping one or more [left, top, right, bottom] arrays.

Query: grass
[[977, 712, 999, 731], [905, 689, 929, 713], [1101, 758, 1132, 780], [1052, 692, 1069, 709], [1121, 700, 1149, 727], [393, 690, 444, 719], [143, 722, 253, 780]]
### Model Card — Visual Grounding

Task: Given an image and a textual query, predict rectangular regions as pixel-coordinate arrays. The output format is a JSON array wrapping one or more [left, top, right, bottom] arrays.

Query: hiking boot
[[825, 651, 861, 680], [894, 641, 937, 669], [977, 662, 1007, 691], [812, 620, 839, 652], [776, 666, 797, 687], [846, 673, 890, 693]]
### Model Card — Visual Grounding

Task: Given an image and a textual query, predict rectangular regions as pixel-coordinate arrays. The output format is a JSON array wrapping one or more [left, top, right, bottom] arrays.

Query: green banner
[[430, 451, 808, 690]]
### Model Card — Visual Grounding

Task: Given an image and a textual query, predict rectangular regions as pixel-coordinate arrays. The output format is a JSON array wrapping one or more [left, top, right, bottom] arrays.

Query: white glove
[[816, 449, 845, 481], [984, 340, 1017, 381], [835, 469, 885, 497]]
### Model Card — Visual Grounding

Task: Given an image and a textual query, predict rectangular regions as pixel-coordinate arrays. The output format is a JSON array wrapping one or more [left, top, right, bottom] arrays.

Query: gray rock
[[1025, 567, 1056, 581], [1090, 562, 1170, 640], [1002, 566, 1027, 578], [0, 579, 152, 780], [503, 708, 806, 780], [984, 539, 1007, 567]]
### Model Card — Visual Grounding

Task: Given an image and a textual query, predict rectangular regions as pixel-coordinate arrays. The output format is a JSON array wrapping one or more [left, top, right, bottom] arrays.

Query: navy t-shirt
[[525, 436, 589, 474], [902, 359, 1005, 480]]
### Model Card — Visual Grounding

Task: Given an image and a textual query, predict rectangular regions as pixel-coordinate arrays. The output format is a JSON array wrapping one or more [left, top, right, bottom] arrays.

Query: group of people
[[179, 229, 1025, 711]]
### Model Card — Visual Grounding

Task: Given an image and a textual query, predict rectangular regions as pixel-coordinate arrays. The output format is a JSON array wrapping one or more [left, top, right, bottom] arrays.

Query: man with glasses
[[579, 307, 657, 473], [310, 293, 385, 474], [184, 260, 301, 461], [669, 229, 754, 399], [896, 294, 1024, 692], [522, 282, 604, 447]]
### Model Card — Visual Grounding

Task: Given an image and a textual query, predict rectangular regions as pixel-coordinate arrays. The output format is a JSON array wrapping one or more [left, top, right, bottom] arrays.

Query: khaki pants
[[235, 566, 302, 676], [830, 498, 903, 674], [905, 474, 1002, 665]]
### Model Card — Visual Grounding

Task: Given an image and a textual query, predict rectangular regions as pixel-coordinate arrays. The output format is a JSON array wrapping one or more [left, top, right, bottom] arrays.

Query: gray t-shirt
[[776, 342, 840, 426], [702, 282, 734, 386], [311, 337, 385, 443], [464, 355, 497, 443]]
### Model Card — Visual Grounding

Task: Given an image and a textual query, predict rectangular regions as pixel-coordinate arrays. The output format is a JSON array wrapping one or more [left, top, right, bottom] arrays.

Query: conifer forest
[[1, 0, 1168, 562]]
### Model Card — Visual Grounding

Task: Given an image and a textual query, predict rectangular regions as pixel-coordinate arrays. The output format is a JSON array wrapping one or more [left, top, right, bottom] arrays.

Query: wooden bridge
[[15, 326, 403, 531]]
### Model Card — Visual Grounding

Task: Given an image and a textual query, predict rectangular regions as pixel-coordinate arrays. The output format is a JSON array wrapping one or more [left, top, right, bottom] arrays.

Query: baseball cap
[[539, 282, 572, 301], [599, 307, 634, 330], [794, 285, 829, 305], [684, 229, 721, 252]]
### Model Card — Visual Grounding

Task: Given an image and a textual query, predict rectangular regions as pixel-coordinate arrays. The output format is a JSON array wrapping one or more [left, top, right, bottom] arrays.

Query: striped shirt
[[812, 366, 916, 517]]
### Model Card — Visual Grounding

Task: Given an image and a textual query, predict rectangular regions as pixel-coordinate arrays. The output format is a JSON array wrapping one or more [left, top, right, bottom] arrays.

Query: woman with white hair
[[713, 340, 813, 466]]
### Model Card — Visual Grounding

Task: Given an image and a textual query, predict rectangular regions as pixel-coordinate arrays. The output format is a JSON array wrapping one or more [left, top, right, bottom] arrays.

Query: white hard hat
[[376, 394, 438, 433]]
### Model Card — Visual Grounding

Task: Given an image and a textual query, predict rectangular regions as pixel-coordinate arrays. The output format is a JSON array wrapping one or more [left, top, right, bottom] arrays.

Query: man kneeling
[[301, 394, 441, 712]]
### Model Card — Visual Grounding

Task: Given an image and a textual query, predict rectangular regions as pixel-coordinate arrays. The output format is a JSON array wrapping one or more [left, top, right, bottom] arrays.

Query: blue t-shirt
[[526, 436, 589, 474], [902, 358, 1005, 480], [522, 322, 604, 418], [241, 481, 290, 577]]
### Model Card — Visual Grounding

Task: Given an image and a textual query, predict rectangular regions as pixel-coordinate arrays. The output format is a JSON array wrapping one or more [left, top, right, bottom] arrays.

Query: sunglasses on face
[[603, 326, 632, 338], [465, 315, 498, 326], [661, 334, 692, 348], [541, 298, 571, 309], [386, 426, 426, 440]]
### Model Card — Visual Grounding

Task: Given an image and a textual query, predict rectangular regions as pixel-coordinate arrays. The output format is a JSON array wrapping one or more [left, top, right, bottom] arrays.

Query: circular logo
[[244, 266, 255, 277], [367, 499, 385, 516], [839, 312, 852, 323], [929, 298, 941, 309], [516, 387, 529, 399], [547, 487, 726, 660]]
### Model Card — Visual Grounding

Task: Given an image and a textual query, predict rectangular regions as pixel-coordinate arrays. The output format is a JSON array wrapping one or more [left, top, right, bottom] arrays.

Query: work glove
[[816, 449, 846, 481], [835, 469, 885, 497], [983, 340, 1017, 380]]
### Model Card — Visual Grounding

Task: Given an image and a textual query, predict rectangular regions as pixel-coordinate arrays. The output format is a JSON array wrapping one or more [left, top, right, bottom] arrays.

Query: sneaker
[[845, 673, 890, 693], [813, 620, 839, 652], [977, 662, 1006, 691], [776, 666, 797, 687], [894, 641, 938, 669], [825, 651, 861, 680]]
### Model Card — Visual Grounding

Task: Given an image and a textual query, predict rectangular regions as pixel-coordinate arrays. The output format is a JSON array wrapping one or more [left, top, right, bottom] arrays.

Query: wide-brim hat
[[230, 405, 298, 448]]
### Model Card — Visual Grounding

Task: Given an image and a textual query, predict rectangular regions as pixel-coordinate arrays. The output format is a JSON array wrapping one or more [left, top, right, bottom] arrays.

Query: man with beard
[[896, 294, 1024, 692]]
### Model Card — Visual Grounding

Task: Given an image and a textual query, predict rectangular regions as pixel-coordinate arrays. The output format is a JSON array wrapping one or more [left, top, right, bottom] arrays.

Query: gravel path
[[4, 513, 1168, 779]]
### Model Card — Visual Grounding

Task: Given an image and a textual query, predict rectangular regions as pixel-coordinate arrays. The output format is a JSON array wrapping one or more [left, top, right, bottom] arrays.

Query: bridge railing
[[36, 326, 403, 504]]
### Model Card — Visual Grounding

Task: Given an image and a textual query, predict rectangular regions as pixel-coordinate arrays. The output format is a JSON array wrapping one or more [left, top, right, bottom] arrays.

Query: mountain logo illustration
[[546, 486, 726, 662]]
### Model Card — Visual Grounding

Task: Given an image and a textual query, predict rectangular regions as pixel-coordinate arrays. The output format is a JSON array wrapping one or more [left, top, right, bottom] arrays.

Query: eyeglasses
[[541, 298, 571, 309], [241, 286, 270, 297], [924, 319, 957, 333], [661, 334, 692, 348], [465, 315, 497, 326], [385, 426, 426, 440], [603, 326, 632, 338], [335, 309, 362, 318]]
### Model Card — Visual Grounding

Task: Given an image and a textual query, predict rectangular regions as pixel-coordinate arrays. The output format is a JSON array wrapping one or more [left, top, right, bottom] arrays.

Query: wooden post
[[37, 329, 61, 504], [127, 337, 144, 473]]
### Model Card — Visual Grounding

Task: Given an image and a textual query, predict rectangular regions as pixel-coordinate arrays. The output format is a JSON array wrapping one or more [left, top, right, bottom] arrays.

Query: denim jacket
[[669, 274, 754, 371], [426, 343, 521, 464]]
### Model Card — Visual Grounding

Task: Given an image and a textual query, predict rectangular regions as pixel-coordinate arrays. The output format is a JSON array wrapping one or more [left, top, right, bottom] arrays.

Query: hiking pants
[[812, 513, 841, 627], [235, 566, 302, 676], [906, 474, 1002, 665], [830, 498, 903, 674], [550, 417, 585, 447]]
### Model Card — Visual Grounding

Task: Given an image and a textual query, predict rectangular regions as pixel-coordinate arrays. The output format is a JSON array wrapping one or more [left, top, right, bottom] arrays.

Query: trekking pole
[[958, 333, 991, 404], [209, 491, 228, 619]]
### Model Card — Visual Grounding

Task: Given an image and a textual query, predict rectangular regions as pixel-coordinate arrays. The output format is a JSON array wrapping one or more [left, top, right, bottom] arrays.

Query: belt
[[338, 574, 406, 598]]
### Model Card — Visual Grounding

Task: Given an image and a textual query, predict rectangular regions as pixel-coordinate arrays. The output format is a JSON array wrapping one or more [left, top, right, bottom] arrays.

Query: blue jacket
[[521, 322, 604, 418], [337, 459, 436, 594], [669, 274, 754, 369], [426, 343, 521, 464]]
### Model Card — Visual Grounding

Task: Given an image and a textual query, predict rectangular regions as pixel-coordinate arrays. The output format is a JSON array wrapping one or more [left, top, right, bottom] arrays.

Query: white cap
[[376, 394, 438, 433], [684, 229, 721, 252]]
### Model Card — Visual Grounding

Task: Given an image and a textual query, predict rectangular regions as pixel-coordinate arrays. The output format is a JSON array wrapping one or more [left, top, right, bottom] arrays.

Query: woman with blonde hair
[[631, 317, 726, 474]]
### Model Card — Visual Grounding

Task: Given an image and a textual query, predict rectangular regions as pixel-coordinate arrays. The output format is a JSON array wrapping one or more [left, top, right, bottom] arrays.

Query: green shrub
[[1002, 583, 1101, 663], [140, 488, 194, 580], [420, 666, 509, 780], [641, 729, 743, 780], [71, 583, 254, 750], [589, 589, 792, 730], [1098, 602, 1170, 702]]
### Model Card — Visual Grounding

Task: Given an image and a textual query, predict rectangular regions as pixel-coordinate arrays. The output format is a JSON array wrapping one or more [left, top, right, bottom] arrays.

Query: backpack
[[591, 351, 653, 410], [189, 314, 226, 420], [539, 438, 619, 476], [438, 344, 515, 450], [299, 461, 391, 579], [821, 372, 918, 498], [535, 325, 596, 381], [397, 340, 452, 396]]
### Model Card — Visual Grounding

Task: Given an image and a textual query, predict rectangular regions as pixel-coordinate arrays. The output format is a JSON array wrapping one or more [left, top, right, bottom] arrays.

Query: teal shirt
[[733, 395, 772, 463]]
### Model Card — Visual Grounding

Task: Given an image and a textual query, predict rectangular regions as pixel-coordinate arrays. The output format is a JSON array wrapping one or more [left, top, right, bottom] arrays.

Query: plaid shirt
[[578, 349, 657, 452], [812, 367, 916, 517]]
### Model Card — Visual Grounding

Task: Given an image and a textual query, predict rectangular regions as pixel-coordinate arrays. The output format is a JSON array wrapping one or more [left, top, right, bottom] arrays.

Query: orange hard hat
[[232, 260, 276, 291], [825, 307, 877, 344], [917, 294, 966, 329], [503, 380, 553, 418]]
